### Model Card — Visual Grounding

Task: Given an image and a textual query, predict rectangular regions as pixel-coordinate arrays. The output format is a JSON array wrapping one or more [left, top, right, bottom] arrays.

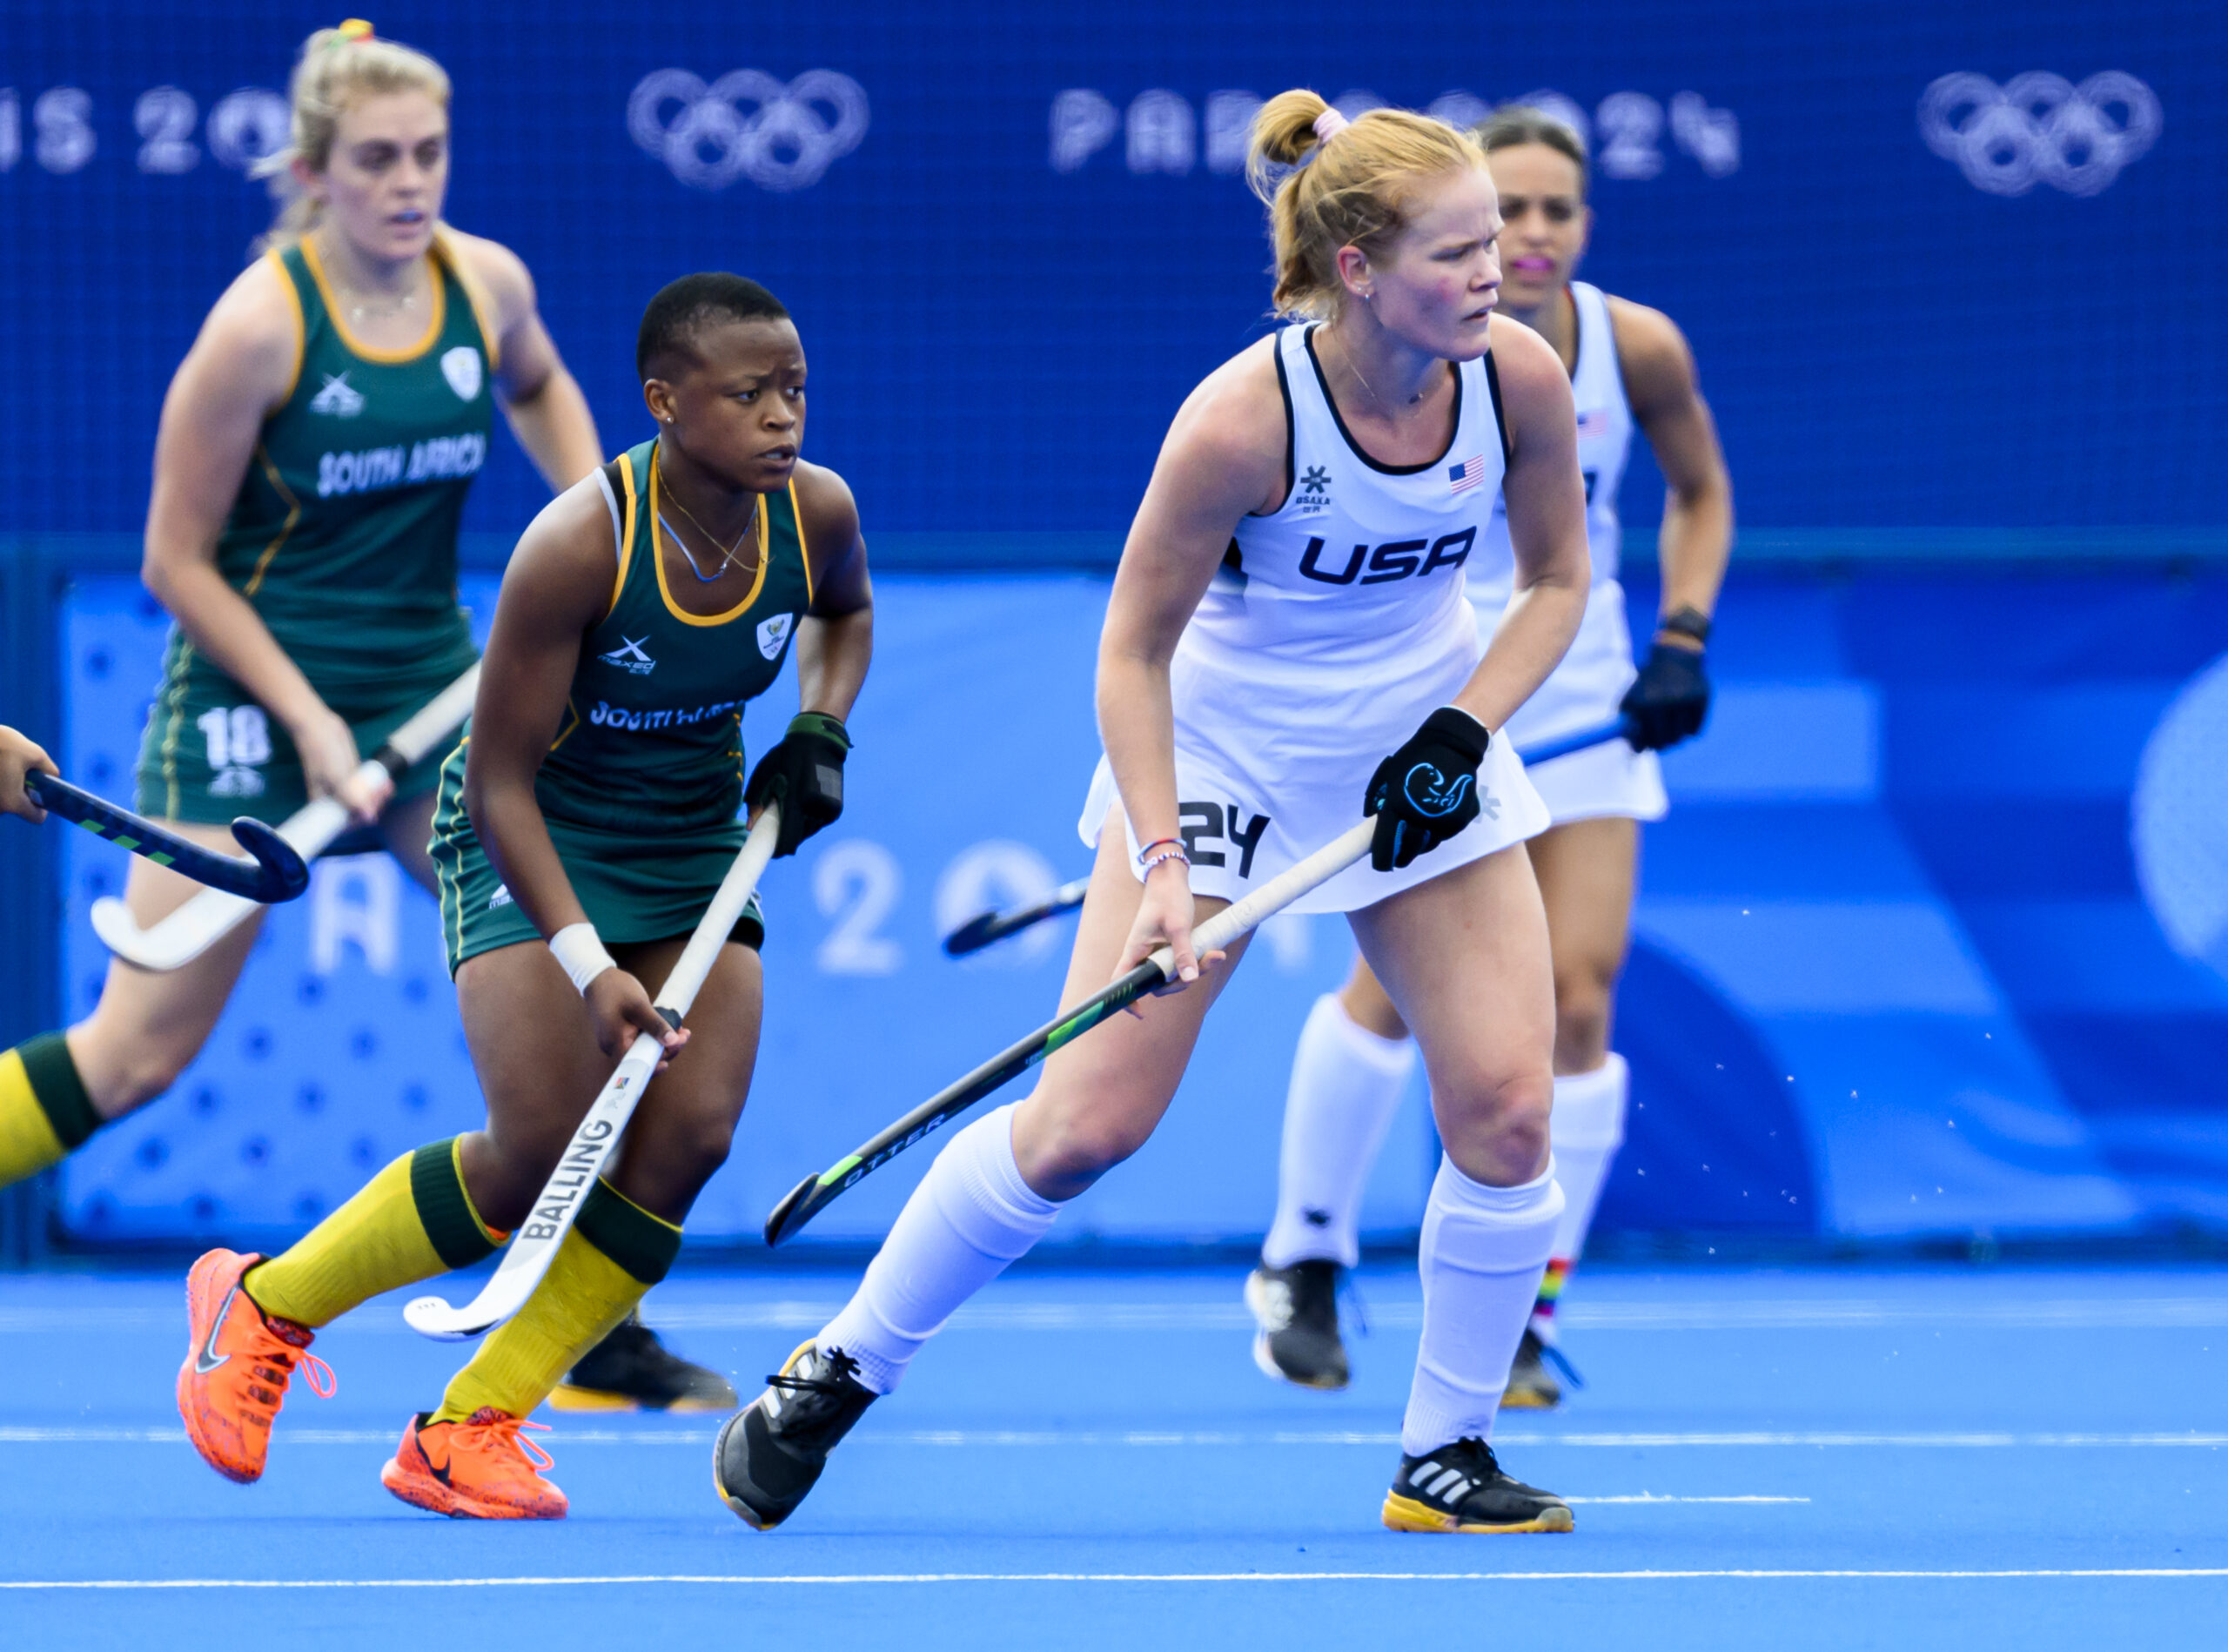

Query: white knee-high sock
[[815, 1103, 1059, 1394], [1262, 993, 1418, 1270], [1401, 1156, 1563, 1455], [1530, 1053, 1628, 1337]]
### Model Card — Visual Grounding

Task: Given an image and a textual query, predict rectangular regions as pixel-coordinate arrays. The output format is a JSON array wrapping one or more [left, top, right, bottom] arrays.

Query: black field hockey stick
[[404, 802, 782, 1340], [767, 814, 1381, 1246], [936, 715, 1638, 959], [23, 772, 309, 903], [90, 665, 481, 970]]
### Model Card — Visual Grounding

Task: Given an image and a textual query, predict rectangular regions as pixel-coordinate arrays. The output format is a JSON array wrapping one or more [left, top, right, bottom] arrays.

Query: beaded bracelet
[[1136, 836, 1184, 865], [1138, 841, 1191, 874]]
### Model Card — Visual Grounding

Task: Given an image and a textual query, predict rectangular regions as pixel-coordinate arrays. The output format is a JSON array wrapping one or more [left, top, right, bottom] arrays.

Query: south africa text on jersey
[[316, 433, 489, 498], [586, 696, 748, 733]]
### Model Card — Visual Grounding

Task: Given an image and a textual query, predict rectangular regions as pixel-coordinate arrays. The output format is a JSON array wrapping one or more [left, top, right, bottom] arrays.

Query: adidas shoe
[[713, 1340, 876, 1530], [551, 1312, 738, 1413], [1382, 1437, 1574, 1534], [1500, 1326, 1563, 1409], [1245, 1259, 1349, 1390]]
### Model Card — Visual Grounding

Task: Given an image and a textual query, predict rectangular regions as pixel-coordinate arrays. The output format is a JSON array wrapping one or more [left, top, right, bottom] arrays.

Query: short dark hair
[[1472, 105, 1589, 196], [635, 272, 789, 380]]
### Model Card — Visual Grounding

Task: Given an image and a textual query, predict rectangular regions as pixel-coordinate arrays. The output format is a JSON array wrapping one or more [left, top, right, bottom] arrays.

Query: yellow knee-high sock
[[245, 1138, 504, 1328], [435, 1179, 681, 1423], [0, 1034, 102, 1188]]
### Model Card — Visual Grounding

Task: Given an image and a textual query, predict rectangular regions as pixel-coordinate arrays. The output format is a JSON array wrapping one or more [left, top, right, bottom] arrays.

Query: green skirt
[[428, 742, 766, 977], [133, 628, 476, 826]]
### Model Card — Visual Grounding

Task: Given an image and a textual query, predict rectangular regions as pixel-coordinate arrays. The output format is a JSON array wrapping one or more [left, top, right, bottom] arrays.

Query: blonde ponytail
[[1245, 91, 1486, 319]]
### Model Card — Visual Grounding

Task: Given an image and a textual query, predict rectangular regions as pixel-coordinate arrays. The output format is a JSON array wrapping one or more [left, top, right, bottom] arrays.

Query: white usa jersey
[[1468, 281, 1668, 826], [1467, 280, 1633, 608], [1191, 321, 1507, 668], [1080, 322, 1549, 916]]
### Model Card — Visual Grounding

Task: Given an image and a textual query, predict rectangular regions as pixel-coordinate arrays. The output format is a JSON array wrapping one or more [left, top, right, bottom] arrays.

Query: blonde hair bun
[[1244, 91, 1485, 320]]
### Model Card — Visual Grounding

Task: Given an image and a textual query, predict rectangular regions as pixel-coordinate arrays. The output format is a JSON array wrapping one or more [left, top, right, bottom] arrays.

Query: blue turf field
[[1, 1263, 2222, 1649]]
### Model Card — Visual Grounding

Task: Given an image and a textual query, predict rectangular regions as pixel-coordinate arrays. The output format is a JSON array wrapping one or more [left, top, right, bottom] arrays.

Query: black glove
[[1364, 706, 1491, 873], [743, 711, 851, 856], [1620, 642, 1711, 751]]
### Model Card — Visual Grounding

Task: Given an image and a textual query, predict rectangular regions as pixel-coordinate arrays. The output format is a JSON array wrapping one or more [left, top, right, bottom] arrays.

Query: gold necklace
[[318, 232, 426, 326], [654, 454, 757, 581]]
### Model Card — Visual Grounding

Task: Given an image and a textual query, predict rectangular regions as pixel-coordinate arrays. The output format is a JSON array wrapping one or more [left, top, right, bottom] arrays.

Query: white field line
[[4, 1568, 2225, 1590], [0, 1425, 2219, 1450], [7, 1297, 2228, 1334]]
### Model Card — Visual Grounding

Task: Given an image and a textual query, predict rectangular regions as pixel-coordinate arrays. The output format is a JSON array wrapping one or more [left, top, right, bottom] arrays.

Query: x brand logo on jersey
[[1918, 71, 2159, 198], [599, 636, 657, 675], [309, 373, 365, 418], [1300, 466, 1330, 495], [627, 69, 870, 191]]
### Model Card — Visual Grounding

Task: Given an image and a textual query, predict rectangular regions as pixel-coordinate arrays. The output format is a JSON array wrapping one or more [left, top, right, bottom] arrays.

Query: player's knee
[[669, 1108, 739, 1184], [1017, 1109, 1151, 1197], [1433, 1064, 1554, 1185], [464, 1126, 574, 1234]]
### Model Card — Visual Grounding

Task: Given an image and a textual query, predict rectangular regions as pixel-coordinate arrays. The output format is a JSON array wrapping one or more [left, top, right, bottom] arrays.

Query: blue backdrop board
[[3, 0, 2224, 544], [53, 567, 2228, 1249]]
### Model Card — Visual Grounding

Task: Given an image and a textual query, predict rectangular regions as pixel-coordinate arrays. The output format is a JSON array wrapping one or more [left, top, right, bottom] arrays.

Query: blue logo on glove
[[1402, 762, 1473, 818]]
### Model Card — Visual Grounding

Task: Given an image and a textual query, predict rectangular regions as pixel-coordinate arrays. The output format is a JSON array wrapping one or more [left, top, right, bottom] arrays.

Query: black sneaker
[[1245, 1259, 1349, 1390], [1500, 1326, 1563, 1410], [550, 1312, 738, 1414], [1383, 1437, 1574, 1533], [714, 1340, 877, 1530]]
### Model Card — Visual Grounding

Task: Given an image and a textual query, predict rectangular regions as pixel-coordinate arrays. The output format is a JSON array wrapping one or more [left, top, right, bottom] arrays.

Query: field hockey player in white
[[1248, 106, 1735, 1407], [715, 91, 1593, 1536]]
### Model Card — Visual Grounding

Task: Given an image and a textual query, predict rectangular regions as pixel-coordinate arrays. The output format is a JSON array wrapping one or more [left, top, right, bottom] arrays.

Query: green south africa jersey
[[136, 234, 496, 823], [430, 438, 816, 971]]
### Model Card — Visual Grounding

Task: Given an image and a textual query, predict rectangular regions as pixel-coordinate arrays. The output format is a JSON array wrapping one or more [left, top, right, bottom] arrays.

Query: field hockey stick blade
[[87, 667, 480, 970], [25, 773, 310, 902], [403, 803, 781, 1340], [941, 876, 1092, 957], [766, 816, 1376, 1246]]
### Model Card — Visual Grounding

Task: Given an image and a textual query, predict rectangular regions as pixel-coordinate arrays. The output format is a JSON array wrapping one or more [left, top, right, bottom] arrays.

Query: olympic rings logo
[[1918, 71, 2160, 198], [627, 69, 869, 192]]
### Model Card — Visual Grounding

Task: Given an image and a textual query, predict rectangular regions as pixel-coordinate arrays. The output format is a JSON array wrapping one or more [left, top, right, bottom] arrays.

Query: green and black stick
[[23, 772, 309, 903], [765, 816, 1377, 1246]]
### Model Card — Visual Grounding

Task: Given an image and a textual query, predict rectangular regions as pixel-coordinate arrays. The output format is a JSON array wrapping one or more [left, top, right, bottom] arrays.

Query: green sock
[[0, 1033, 101, 1188], [435, 1179, 681, 1422], [245, 1138, 504, 1328]]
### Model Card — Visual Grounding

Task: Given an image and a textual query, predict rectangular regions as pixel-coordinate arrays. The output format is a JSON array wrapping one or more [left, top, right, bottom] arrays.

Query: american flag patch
[[1447, 454, 1486, 495]]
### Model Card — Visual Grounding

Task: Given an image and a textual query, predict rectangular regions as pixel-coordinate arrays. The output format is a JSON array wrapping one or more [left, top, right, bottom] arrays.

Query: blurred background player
[[0, 21, 727, 1412], [1248, 105, 1734, 1406], [175, 273, 873, 1518], [0, 729, 59, 823], [715, 93, 1592, 1537]]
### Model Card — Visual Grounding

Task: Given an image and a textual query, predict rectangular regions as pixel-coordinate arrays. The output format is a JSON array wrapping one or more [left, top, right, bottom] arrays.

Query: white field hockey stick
[[89, 665, 482, 971], [765, 815, 1376, 1246], [404, 802, 782, 1340]]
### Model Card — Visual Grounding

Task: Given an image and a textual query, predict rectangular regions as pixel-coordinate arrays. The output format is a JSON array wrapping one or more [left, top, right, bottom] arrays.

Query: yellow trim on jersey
[[300, 235, 447, 364], [610, 453, 641, 621], [648, 452, 768, 628], [548, 698, 582, 753], [790, 479, 815, 608], [267, 249, 308, 406], [240, 445, 304, 598], [432, 227, 502, 373]]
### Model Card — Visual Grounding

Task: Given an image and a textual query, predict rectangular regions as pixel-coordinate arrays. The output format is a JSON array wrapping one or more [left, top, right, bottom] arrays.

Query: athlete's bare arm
[[142, 259, 386, 818], [0, 726, 58, 823], [461, 480, 688, 1061], [445, 230, 602, 492], [1465, 315, 1591, 727], [1609, 296, 1733, 643], [1097, 339, 1286, 981], [790, 461, 874, 724]]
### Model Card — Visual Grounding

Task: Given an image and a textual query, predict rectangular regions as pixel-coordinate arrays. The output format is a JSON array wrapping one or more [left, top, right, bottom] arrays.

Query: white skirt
[[1079, 600, 1549, 915], [1488, 579, 1668, 826]]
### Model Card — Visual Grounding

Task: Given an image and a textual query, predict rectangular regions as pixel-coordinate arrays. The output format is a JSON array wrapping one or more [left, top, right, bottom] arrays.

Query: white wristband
[[548, 922, 616, 996]]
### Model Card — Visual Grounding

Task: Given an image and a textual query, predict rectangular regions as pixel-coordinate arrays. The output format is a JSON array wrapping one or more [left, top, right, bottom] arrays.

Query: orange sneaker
[[177, 1248, 335, 1484], [381, 1409, 568, 1520]]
